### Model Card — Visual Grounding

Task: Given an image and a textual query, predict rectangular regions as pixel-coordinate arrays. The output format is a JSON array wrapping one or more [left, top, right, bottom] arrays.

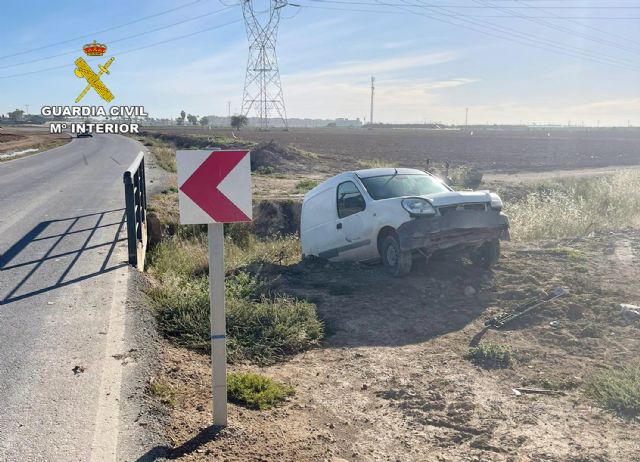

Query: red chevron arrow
[[179, 150, 250, 222]]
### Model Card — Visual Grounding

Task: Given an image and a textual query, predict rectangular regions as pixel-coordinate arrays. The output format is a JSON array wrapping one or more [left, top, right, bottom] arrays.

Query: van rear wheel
[[382, 235, 412, 276]]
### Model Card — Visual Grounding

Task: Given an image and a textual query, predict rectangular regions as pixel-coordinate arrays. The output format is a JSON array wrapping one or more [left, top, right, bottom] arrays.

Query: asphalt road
[[0, 135, 144, 461]]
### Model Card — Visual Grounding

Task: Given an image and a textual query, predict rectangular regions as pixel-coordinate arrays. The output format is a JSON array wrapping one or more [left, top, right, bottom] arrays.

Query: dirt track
[[157, 231, 640, 461]]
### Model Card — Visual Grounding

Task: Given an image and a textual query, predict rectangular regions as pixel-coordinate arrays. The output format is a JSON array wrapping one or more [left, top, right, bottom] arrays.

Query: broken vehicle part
[[484, 287, 569, 329]]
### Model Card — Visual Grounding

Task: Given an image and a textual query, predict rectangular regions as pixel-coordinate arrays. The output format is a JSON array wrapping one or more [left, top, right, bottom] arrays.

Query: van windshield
[[360, 174, 449, 200]]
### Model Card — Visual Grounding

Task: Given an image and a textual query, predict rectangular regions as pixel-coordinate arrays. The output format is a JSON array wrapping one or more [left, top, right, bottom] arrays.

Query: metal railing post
[[123, 151, 147, 269], [123, 171, 138, 267]]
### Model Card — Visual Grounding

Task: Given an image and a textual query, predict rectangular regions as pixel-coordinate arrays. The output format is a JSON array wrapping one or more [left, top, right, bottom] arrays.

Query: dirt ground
[[0, 126, 70, 160], [153, 231, 640, 461], [137, 128, 640, 461], [148, 126, 640, 173]]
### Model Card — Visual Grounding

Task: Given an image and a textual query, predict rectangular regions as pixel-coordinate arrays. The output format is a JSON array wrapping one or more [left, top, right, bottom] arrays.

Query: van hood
[[420, 190, 492, 207]]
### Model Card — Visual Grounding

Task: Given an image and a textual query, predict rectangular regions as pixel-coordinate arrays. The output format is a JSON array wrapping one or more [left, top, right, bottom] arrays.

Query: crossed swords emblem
[[74, 57, 115, 103]]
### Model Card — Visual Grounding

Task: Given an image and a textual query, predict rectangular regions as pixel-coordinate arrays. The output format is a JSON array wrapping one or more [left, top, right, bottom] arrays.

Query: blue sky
[[0, 0, 639, 125]]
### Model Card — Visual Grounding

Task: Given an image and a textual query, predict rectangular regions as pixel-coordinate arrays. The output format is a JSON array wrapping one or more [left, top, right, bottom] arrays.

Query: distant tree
[[187, 114, 198, 126], [231, 114, 248, 130], [9, 109, 24, 121], [178, 110, 186, 125], [200, 116, 209, 126]]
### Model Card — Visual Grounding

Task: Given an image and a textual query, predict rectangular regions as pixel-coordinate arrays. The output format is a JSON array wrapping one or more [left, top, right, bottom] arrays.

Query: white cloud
[[383, 40, 414, 50], [285, 51, 458, 81]]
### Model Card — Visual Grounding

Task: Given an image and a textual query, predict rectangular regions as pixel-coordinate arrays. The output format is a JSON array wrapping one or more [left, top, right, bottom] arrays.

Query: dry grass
[[358, 158, 400, 169], [225, 235, 301, 273], [505, 170, 640, 241], [153, 146, 177, 173]]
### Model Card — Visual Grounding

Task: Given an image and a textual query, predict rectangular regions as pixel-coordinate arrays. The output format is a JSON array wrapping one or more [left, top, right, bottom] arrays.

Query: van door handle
[[336, 223, 342, 229]]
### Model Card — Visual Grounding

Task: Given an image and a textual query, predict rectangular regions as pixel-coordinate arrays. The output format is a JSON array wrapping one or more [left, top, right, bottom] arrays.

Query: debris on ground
[[513, 388, 568, 396], [72, 365, 85, 375], [484, 287, 569, 329]]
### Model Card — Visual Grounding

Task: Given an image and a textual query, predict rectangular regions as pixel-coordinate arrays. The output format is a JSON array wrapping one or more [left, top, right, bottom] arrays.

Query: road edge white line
[[89, 258, 129, 462]]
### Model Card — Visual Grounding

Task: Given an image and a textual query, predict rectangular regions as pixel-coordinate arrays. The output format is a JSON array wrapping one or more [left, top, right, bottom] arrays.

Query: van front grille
[[438, 203, 487, 215]]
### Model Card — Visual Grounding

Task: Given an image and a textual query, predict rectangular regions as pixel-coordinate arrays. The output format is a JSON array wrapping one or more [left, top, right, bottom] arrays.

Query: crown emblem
[[83, 40, 107, 57]]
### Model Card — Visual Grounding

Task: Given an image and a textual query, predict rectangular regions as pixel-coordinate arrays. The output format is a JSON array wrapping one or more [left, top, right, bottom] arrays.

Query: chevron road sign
[[176, 149, 252, 427]]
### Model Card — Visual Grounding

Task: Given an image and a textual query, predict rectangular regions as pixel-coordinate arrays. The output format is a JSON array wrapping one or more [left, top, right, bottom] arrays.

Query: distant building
[[334, 118, 362, 128]]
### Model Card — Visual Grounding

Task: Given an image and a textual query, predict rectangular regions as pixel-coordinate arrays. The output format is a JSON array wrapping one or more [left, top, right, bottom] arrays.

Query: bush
[[146, 234, 322, 363], [466, 343, 516, 369], [227, 372, 294, 410], [585, 363, 640, 418], [226, 295, 323, 363], [294, 179, 319, 193]]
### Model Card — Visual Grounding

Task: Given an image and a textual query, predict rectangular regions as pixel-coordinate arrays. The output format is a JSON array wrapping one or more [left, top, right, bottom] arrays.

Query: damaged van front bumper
[[396, 210, 510, 253]]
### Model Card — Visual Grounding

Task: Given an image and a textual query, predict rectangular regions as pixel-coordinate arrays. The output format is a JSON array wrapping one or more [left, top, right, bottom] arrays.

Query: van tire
[[471, 239, 500, 268], [382, 235, 412, 276]]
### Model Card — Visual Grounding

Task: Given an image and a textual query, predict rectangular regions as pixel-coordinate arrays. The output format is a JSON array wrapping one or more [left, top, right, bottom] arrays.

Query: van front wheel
[[382, 235, 412, 276]]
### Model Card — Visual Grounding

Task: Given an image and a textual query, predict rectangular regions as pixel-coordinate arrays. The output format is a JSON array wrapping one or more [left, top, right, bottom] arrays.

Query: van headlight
[[489, 193, 503, 210], [402, 198, 436, 216]]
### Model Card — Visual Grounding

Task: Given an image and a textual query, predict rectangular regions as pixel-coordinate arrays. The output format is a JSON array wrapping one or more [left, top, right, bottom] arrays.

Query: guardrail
[[123, 151, 147, 270]]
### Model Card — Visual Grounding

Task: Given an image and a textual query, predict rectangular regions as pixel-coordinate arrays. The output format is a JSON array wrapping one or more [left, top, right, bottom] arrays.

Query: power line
[[295, 3, 640, 19], [0, 0, 217, 61], [515, 0, 640, 47], [300, 0, 639, 71], [405, 0, 640, 70], [0, 18, 243, 79], [307, 0, 640, 9], [472, 0, 640, 54], [0, 6, 236, 71]]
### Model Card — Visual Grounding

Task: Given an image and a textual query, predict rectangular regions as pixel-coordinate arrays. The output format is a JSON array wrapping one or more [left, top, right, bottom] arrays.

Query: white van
[[300, 168, 509, 276]]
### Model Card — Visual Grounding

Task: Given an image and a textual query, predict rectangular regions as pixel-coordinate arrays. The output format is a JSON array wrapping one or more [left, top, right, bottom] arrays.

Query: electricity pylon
[[240, 0, 288, 130]]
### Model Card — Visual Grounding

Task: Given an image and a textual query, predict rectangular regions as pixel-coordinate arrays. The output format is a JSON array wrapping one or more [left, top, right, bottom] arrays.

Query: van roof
[[303, 167, 429, 200], [354, 167, 427, 178]]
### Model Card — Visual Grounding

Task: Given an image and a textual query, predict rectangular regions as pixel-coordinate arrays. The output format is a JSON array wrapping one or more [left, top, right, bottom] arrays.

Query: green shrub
[[149, 382, 177, 407], [225, 271, 266, 300], [294, 179, 319, 193], [226, 295, 323, 363], [146, 234, 321, 363], [585, 363, 640, 418], [466, 343, 516, 369], [147, 275, 211, 348], [227, 372, 294, 410]]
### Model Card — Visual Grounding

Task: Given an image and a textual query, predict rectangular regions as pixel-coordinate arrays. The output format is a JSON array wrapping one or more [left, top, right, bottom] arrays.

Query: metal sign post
[[176, 149, 252, 426]]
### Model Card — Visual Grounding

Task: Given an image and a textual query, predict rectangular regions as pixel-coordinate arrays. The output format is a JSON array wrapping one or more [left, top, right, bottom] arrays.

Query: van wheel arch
[[377, 226, 397, 257]]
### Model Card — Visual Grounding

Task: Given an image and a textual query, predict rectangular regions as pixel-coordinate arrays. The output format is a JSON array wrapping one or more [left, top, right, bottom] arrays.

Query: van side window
[[337, 181, 366, 218]]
